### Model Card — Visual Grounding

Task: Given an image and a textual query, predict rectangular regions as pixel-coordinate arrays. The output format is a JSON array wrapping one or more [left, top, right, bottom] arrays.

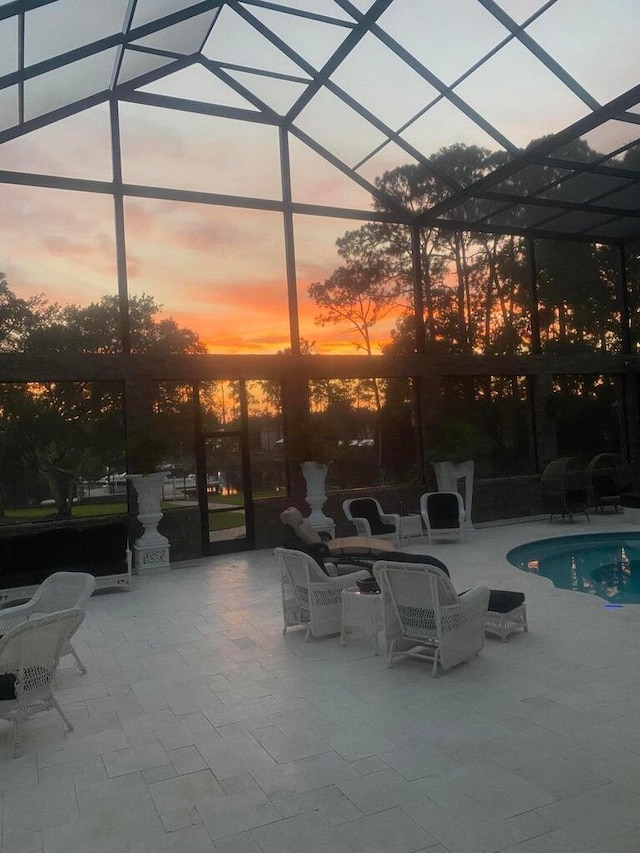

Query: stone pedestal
[[300, 461, 335, 536], [128, 473, 171, 574], [132, 543, 171, 573]]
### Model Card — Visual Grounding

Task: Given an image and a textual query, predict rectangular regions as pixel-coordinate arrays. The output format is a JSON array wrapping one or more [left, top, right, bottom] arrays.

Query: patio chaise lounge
[[280, 506, 449, 576]]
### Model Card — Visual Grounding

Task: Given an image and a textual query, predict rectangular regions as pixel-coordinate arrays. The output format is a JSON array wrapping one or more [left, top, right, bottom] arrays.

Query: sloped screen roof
[[2, 0, 640, 243]]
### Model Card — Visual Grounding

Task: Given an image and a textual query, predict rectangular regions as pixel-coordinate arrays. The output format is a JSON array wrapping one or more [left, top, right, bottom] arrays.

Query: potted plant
[[284, 414, 333, 466]]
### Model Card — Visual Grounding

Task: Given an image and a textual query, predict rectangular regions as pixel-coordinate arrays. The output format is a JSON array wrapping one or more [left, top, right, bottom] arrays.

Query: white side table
[[341, 587, 384, 654], [399, 514, 423, 546]]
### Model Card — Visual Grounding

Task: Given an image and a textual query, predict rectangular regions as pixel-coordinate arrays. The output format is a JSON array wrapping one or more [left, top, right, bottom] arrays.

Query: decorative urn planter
[[127, 472, 171, 573], [300, 461, 335, 537]]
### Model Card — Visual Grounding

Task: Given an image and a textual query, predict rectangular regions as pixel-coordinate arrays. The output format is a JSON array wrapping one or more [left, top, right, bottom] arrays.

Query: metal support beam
[[527, 237, 541, 356], [619, 243, 632, 355], [411, 225, 425, 356], [110, 98, 131, 355], [279, 127, 300, 355]]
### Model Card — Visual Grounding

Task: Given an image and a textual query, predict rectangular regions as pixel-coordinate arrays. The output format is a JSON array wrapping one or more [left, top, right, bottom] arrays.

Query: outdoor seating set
[[0, 571, 95, 757], [342, 493, 465, 546], [279, 499, 527, 676], [277, 546, 527, 676], [540, 453, 635, 522]]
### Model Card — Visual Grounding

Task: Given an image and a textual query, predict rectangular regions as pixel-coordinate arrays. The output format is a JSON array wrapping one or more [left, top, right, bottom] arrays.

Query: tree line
[[308, 140, 639, 359], [0, 281, 208, 517], [2, 135, 636, 513]]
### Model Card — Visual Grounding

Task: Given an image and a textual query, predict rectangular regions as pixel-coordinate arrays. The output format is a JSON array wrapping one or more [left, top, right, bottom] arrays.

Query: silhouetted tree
[[0, 280, 207, 516]]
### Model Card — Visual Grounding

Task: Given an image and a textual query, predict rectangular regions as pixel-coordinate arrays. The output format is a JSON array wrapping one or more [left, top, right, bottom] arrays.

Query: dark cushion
[[426, 493, 460, 529], [89, 560, 127, 577], [349, 499, 395, 535], [0, 523, 129, 590], [0, 666, 49, 700], [592, 473, 617, 497], [0, 536, 36, 577], [380, 551, 451, 576], [282, 529, 332, 573], [34, 529, 81, 571], [488, 590, 525, 613], [337, 551, 451, 577], [77, 524, 129, 565], [0, 674, 16, 700], [2, 569, 57, 586]]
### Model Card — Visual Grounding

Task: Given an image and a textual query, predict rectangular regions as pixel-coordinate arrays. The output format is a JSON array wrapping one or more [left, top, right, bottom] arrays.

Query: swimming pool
[[506, 532, 640, 604]]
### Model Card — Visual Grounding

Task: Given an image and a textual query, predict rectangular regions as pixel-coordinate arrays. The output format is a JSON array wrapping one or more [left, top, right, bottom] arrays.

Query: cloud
[[123, 200, 285, 287], [0, 103, 112, 181], [119, 103, 282, 200], [0, 184, 117, 302], [199, 331, 290, 354], [0, 97, 391, 355], [0, 173, 394, 355]]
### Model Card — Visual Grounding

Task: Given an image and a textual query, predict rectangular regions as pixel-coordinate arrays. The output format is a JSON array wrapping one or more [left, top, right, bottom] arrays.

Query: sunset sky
[[1, 0, 639, 354]]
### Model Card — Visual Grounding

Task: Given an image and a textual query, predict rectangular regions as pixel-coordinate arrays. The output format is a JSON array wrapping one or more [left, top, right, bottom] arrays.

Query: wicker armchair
[[373, 560, 490, 676], [276, 547, 369, 641], [0, 572, 95, 674], [342, 498, 400, 546], [540, 457, 590, 522], [0, 608, 85, 756], [586, 453, 634, 513], [419, 492, 465, 543]]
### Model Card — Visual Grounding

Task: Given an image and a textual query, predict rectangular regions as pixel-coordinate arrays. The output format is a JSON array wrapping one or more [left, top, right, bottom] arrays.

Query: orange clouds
[[119, 103, 282, 200], [199, 332, 290, 354], [2, 109, 396, 356], [1, 184, 117, 307], [158, 273, 398, 355]]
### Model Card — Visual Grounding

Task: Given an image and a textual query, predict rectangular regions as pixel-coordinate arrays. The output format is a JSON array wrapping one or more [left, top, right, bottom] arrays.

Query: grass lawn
[[3, 488, 277, 528], [4, 503, 128, 521], [212, 489, 283, 504], [4, 501, 188, 522], [209, 511, 245, 531]]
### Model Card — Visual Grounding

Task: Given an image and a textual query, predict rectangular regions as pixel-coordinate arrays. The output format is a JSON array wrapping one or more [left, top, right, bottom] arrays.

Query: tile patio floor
[[2, 513, 640, 852]]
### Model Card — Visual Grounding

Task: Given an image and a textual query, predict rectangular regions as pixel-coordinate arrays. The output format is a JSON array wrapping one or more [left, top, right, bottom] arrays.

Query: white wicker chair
[[0, 608, 85, 756], [342, 498, 400, 546], [419, 492, 465, 543], [276, 547, 369, 641], [0, 572, 95, 674], [373, 560, 490, 676]]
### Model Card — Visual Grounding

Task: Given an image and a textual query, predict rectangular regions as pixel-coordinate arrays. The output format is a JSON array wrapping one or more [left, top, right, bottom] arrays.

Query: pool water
[[507, 532, 640, 604]]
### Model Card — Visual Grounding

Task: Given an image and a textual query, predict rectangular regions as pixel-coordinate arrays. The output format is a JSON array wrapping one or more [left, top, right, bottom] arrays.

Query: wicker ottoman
[[485, 590, 527, 642]]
